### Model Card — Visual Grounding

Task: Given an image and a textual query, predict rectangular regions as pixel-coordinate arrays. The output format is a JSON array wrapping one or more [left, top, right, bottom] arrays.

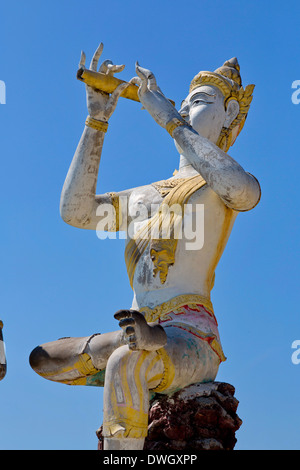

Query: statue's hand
[[114, 309, 167, 351], [131, 63, 181, 128], [79, 43, 129, 122]]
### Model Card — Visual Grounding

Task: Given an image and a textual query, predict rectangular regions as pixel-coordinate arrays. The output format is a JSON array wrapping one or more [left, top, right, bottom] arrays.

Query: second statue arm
[[60, 44, 132, 231]]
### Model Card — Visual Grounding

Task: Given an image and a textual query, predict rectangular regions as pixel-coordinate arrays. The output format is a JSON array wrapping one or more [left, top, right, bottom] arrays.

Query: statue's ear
[[224, 99, 239, 128]]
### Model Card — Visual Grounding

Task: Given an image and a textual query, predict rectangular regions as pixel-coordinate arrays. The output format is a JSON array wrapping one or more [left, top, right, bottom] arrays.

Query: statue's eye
[[192, 99, 204, 105], [192, 98, 213, 106]]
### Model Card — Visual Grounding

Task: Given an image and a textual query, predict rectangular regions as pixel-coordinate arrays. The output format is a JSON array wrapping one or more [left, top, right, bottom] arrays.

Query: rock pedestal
[[96, 382, 242, 450], [144, 382, 242, 450]]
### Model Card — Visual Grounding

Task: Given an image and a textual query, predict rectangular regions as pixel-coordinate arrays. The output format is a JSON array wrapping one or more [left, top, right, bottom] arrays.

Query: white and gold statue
[[30, 44, 260, 450]]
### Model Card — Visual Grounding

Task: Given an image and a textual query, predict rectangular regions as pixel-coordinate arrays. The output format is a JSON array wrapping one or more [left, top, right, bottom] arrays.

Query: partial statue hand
[[114, 309, 167, 351], [131, 63, 181, 128], [79, 43, 129, 122]]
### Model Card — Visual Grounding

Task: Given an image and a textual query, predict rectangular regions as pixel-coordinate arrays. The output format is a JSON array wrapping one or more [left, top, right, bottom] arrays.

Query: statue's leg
[[102, 327, 220, 450], [29, 330, 124, 386], [102, 345, 164, 450]]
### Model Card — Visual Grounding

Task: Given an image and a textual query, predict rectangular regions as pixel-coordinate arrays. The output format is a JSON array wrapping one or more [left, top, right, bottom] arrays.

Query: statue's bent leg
[[102, 327, 221, 450], [29, 330, 123, 386], [103, 345, 164, 450]]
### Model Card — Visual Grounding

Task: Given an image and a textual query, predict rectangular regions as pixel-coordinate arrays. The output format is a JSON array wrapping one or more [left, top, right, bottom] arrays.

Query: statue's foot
[[114, 310, 167, 351]]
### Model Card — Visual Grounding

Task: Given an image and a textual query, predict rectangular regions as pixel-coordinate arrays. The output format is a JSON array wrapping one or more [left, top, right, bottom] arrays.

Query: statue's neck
[[175, 155, 198, 177]]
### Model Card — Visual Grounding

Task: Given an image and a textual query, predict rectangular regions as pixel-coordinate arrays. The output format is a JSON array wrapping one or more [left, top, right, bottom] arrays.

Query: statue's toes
[[114, 309, 132, 321]]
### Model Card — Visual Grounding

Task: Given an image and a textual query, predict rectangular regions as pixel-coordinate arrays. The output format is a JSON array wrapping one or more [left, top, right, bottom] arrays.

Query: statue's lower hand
[[114, 309, 167, 351], [79, 43, 129, 122], [132, 63, 181, 129]]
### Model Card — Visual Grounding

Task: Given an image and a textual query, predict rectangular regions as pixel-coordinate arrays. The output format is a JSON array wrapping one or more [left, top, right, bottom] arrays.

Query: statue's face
[[179, 85, 227, 143]]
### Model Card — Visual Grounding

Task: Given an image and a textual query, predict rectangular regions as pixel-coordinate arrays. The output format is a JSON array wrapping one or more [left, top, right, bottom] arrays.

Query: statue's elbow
[[225, 175, 261, 212], [60, 202, 79, 228], [60, 201, 74, 226], [60, 203, 92, 229]]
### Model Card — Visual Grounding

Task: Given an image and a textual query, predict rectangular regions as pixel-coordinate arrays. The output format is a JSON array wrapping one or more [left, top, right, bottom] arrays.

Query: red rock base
[[96, 381, 242, 450]]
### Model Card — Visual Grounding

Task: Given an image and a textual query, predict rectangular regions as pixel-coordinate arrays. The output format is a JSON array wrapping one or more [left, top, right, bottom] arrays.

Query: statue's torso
[[125, 176, 238, 311]]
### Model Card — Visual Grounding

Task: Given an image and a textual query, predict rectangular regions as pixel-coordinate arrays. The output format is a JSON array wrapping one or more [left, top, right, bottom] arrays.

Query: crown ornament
[[189, 57, 255, 152]]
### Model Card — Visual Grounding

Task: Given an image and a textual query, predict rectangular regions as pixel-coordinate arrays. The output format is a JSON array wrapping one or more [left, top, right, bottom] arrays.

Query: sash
[[124, 174, 207, 288]]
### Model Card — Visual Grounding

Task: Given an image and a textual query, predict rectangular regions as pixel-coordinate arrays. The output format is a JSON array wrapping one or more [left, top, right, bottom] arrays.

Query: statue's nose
[[179, 104, 190, 123]]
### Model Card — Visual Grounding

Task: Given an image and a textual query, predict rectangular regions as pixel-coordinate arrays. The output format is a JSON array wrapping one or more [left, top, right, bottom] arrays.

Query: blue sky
[[0, 0, 299, 450]]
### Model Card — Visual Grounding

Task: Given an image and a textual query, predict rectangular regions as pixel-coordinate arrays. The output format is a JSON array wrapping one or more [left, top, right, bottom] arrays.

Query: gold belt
[[139, 293, 214, 324], [139, 294, 226, 364]]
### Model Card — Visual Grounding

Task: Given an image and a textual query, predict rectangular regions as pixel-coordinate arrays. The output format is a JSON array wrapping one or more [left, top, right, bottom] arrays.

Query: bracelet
[[85, 116, 109, 133], [166, 117, 190, 137]]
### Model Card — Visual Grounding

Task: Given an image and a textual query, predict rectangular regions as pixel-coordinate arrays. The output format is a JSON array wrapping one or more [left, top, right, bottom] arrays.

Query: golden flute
[[76, 68, 175, 107]]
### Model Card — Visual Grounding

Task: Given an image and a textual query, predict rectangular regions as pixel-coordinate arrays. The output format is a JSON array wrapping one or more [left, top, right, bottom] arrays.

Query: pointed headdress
[[189, 57, 255, 152]]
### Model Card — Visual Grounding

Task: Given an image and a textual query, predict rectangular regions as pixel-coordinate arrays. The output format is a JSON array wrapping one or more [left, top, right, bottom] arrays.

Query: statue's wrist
[[166, 117, 191, 137], [85, 115, 109, 133]]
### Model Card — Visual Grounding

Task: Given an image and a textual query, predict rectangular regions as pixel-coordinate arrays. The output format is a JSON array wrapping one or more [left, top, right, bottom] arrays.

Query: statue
[[29, 44, 260, 450]]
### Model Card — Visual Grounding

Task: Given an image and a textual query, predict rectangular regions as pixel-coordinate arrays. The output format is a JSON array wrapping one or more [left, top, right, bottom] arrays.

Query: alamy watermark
[[291, 340, 300, 365], [0, 80, 6, 104], [95, 199, 205, 251], [291, 80, 300, 104]]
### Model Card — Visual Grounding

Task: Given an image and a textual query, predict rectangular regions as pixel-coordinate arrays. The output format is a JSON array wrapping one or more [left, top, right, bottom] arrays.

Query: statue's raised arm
[[133, 59, 261, 212], [60, 44, 134, 231]]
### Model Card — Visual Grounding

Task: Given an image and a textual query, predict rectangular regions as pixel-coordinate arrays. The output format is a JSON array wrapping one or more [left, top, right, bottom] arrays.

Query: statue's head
[[179, 58, 255, 152]]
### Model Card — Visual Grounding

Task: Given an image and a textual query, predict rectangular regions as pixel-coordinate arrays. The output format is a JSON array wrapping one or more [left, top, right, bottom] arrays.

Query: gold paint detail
[[150, 239, 177, 284], [139, 293, 214, 324], [125, 175, 207, 288], [103, 350, 150, 439], [166, 117, 191, 137], [37, 353, 100, 386], [150, 347, 175, 393], [85, 115, 109, 133], [107, 192, 121, 232], [210, 338, 227, 363], [151, 178, 186, 197], [103, 420, 149, 439], [206, 206, 234, 294]]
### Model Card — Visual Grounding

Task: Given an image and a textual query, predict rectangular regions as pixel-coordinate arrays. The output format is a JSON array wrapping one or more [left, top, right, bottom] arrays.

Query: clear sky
[[0, 0, 299, 450]]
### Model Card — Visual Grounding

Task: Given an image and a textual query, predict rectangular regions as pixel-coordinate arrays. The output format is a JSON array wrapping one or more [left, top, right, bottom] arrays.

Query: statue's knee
[[105, 345, 133, 374], [29, 345, 50, 372]]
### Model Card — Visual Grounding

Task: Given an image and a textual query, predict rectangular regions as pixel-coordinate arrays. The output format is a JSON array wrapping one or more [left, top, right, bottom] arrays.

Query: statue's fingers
[[90, 43, 104, 71], [136, 63, 157, 91], [135, 62, 149, 94], [106, 63, 125, 76], [79, 51, 86, 69], [146, 72, 158, 91], [129, 76, 142, 87], [105, 82, 129, 116], [99, 59, 113, 73]]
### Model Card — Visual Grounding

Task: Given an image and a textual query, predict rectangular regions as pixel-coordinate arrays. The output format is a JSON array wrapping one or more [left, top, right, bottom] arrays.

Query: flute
[[0, 320, 6, 381], [76, 68, 175, 107]]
